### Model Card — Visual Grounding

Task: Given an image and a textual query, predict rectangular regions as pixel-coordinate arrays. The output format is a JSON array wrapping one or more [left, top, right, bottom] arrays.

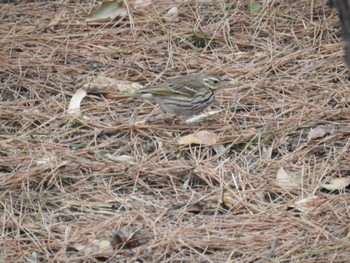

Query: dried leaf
[[95, 150, 136, 164], [294, 196, 321, 212], [108, 45, 132, 54], [112, 226, 148, 249], [178, 131, 218, 146], [185, 109, 223, 123], [134, 0, 153, 9], [166, 7, 178, 16], [84, 76, 143, 95], [321, 177, 350, 191], [308, 126, 335, 140], [276, 167, 301, 191], [86, 0, 127, 22], [108, 154, 135, 164], [165, 7, 178, 19], [68, 88, 87, 115], [73, 239, 114, 255]]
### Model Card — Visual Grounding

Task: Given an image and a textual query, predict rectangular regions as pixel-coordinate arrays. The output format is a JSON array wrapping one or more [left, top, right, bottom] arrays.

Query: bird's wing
[[139, 76, 202, 97], [166, 76, 203, 96], [167, 83, 197, 97], [140, 84, 195, 97]]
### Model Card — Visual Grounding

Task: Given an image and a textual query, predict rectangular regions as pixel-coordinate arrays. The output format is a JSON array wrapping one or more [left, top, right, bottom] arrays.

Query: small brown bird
[[126, 75, 222, 116]]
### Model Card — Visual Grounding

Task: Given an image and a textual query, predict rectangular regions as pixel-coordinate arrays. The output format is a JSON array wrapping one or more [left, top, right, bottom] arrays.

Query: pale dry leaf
[[195, 131, 218, 145], [185, 109, 223, 123], [321, 177, 350, 191], [164, 6, 179, 21], [86, 0, 127, 22], [68, 88, 87, 115], [73, 239, 114, 255], [84, 76, 143, 94], [294, 195, 321, 212], [178, 130, 218, 146], [95, 150, 136, 164], [167, 7, 178, 16], [166, 6, 178, 16], [276, 167, 301, 191], [178, 134, 201, 145], [134, 0, 153, 9], [308, 126, 335, 140], [107, 154, 136, 164]]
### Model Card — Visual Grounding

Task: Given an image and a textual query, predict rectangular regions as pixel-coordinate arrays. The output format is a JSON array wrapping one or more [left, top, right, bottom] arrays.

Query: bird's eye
[[204, 76, 221, 86], [209, 77, 220, 84]]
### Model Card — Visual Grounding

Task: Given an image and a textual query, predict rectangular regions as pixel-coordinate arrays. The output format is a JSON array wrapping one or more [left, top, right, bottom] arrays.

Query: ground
[[1, 0, 350, 262]]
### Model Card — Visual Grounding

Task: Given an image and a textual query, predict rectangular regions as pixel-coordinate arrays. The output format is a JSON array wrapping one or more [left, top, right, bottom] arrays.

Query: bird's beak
[[219, 79, 238, 89]]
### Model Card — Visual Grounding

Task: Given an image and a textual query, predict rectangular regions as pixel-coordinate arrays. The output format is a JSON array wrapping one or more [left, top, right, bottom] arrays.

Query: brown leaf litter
[[1, 0, 349, 262]]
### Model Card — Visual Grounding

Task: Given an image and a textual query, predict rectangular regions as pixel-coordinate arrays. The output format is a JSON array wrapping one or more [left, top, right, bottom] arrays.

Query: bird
[[124, 75, 222, 116]]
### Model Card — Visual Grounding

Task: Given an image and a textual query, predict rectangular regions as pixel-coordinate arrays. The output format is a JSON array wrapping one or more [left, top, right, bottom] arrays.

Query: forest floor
[[1, 0, 350, 262]]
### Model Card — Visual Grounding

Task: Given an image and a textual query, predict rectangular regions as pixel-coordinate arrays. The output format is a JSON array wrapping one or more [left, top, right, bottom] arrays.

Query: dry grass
[[1, 0, 350, 262]]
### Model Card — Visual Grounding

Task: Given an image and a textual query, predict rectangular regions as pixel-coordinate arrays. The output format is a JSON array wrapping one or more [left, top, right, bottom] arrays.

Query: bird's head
[[202, 76, 222, 89]]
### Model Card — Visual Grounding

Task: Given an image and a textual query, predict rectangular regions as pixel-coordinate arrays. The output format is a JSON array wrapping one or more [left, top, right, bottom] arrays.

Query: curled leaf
[[185, 109, 223, 123], [86, 0, 127, 22], [165, 7, 179, 21], [321, 177, 350, 191], [294, 196, 321, 212], [166, 7, 178, 16], [178, 131, 218, 146], [95, 150, 136, 164], [73, 239, 114, 255], [276, 167, 301, 191], [134, 0, 153, 9], [68, 88, 87, 115], [308, 126, 334, 140]]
